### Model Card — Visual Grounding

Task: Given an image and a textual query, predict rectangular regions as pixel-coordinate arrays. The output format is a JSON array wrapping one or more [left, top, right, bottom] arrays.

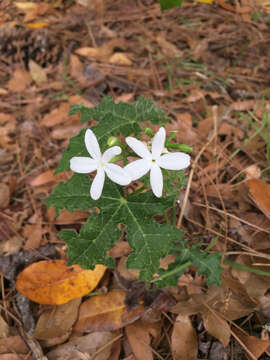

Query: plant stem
[[224, 260, 270, 277], [151, 260, 192, 284]]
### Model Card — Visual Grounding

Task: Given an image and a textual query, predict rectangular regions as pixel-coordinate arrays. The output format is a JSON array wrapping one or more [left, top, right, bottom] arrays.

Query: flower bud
[[166, 143, 193, 152], [107, 136, 120, 147], [144, 127, 155, 137]]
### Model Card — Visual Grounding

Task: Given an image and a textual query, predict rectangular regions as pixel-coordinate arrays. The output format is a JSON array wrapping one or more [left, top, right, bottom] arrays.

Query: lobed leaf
[[55, 176, 183, 282], [56, 97, 169, 173]]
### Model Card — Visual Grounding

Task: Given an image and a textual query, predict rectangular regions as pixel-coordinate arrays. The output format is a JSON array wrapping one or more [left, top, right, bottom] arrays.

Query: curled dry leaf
[[171, 315, 198, 360], [74, 290, 145, 333], [247, 178, 270, 219], [16, 260, 106, 305]]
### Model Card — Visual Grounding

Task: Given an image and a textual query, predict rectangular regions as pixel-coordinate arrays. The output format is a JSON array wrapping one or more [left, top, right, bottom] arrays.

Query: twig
[[177, 106, 218, 228]]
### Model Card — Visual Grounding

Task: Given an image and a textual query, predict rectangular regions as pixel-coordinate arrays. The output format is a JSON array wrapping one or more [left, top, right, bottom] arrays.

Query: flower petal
[[105, 163, 131, 185], [90, 168, 105, 200], [70, 157, 98, 173], [152, 127, 166, 159], [158, 152, 190, 170], [150, 164, 163, 197], [102, 146, 121, 163], [85, 129, 101, 160], [126, 137, 151, 159], [124, 159, 151, 181]]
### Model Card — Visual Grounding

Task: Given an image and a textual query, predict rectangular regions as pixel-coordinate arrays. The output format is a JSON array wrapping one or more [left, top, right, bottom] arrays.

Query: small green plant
[[47, 97, 223, 287]]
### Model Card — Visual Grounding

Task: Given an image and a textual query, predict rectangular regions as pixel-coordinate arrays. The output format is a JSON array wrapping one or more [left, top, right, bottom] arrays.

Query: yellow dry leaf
[[0, 88, 8, 95], [16, 260, 107, 305], [26, 22, 50, 29], [195, 0, 213, 3], [109, 53, 132, 66], [15, 2, 37, 10]]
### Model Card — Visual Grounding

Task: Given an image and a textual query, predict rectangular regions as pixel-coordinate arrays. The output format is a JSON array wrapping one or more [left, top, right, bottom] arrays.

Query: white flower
[[125, 127, 190, 197], [70, 129, 131, 200]]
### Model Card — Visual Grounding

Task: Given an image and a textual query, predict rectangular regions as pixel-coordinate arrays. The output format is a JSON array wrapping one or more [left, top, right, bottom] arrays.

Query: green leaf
[[159, 0, 184, 11], [153, 243, 223, 288], [154, 249, 190, 288], [46, 174, 92, 217], [69, 104, 93, 123], [53, 175, 183, 282], [56, 97, 169, 173], [189, 244, 223, 286]]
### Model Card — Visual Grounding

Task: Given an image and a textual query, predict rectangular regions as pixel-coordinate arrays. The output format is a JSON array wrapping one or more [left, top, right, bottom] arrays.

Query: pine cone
[[0, 27, 62, 68]]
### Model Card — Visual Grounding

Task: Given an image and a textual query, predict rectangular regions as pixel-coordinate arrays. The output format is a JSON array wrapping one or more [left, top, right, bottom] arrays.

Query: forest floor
[[1, 0, 270, 359]]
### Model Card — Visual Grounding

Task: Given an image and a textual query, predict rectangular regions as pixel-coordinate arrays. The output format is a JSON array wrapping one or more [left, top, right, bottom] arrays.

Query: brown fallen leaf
[[75, 38, 125, 62], [171, 315, 198, 360], [0, 335, 28, 354], [202, 311, 231, 347], [23, 223, 43, 250], [0, 236, 23, 255], [46, 332, 116, 360], [51, 123, 87, 140], [0, 355, 33, 360], [23, 2, 50, 22], [171, 285, 256, 347], [74, 290, 145, 333], [16, 260, 107, 305], [29, 59, 47, 85], [8, 67, 32, 92], [40, 103, 70, 127], [0, 183, 10, 209], [34, 298, 81, 339], [0, 316, 9, 339], [126, 319, 160, 360], [29, 169, 70, 186], [156, 33, 182, 57], [233, 327, 270, 359], [47, 207, 89, 225], [247, 178, 270, 220]]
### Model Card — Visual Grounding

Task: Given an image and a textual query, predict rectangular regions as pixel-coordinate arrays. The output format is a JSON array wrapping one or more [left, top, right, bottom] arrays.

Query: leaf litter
[[1, 0, 270, 358]]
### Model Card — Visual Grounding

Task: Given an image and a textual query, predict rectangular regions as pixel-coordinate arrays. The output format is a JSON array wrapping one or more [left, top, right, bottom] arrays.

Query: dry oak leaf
[[247, 178, 270, 220], [16, 260, 106, 305]]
